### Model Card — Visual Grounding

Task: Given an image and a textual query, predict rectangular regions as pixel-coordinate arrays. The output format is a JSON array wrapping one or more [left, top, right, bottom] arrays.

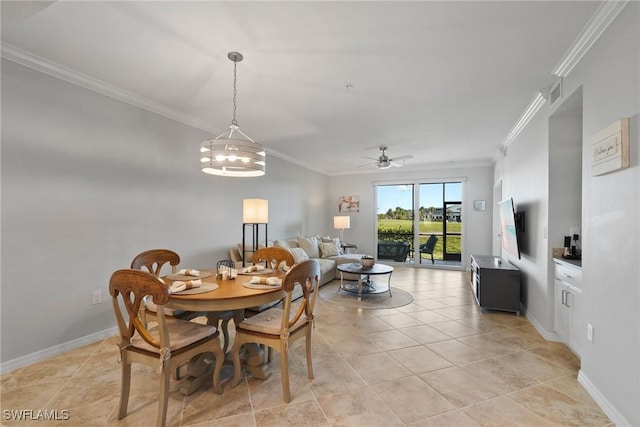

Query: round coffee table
[[336, 262, 394, 301]]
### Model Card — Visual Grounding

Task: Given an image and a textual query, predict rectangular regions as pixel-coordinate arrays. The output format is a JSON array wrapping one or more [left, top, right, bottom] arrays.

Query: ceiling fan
[[361, 146, 414, 169]]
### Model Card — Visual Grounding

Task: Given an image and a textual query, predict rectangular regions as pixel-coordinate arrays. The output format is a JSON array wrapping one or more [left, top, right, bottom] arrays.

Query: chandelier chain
[[232, 60, 238, 126]]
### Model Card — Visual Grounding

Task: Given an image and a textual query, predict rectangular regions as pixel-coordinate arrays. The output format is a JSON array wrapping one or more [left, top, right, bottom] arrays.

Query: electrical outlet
[[92, 290, 102, 305], [587, 323, 594, 342]]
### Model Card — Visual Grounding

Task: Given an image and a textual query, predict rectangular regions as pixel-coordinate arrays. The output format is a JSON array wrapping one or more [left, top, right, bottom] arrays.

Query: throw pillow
[[289, 247, 310, 264], [274, 240, 290, 249], [319, 241, 340, 258], [297, 235, 320, 258], [322, 237, 343, 255]]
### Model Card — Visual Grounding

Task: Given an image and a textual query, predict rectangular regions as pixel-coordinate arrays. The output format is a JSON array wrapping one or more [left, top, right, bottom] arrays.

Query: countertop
[[553, 257, 582, 269]]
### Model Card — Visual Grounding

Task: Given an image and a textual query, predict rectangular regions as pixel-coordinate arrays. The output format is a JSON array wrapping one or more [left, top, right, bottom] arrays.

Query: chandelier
[[200, 52, 265, 177]]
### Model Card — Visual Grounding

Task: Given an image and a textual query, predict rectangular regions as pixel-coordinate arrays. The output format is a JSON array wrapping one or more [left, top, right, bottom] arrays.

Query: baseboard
[[521, 303, 562, 342], [1, 327, 117, 374], [578, 370, 632, 427]]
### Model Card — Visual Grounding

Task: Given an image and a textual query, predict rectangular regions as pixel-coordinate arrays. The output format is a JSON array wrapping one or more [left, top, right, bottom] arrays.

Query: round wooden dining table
[[166, 269, 285, 312], [165, 269, 286, 394]]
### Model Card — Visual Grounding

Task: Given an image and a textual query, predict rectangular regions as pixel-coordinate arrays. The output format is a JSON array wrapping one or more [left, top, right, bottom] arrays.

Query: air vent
[[549, 79, 563, 106]]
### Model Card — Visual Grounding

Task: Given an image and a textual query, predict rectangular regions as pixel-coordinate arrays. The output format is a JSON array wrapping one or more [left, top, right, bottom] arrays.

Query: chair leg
[[305, 331, 314, 380], [117, 353, 132, 420], [431, 253, 434, 264], [280, 345, 291, 403], [157, 364, 171, 427]]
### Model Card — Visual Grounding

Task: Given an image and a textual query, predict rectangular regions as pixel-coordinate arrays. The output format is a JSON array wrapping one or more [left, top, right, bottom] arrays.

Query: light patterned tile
[[460, 358, 538, 394], [378, 313, 423, 328], [307, 359, 366, 397], [463, 395, 559, 426], [371, 376, 455, 424], [430, 321, 482, 338], [364, 329, 418, 351], [388, 346, 452, 374], [407, 409, 481, 426], [346, 352, 412, 385], [254, 399, 329, 426], [419, 366, 501, 407], [426, 340, 495, 365], [398, 325, 452, 344], [317, 386, 403, 427], [510, 384, 611, 426]]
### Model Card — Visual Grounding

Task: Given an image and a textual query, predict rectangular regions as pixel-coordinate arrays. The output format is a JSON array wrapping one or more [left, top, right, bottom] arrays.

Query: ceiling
[[1, 1, 601, 176]]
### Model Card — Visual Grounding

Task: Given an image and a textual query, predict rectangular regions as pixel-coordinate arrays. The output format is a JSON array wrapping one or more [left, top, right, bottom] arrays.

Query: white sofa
[[229, 236, 363, 287]]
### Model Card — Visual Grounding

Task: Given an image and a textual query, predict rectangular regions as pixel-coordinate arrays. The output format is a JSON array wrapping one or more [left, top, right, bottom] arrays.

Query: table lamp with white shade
[[333, 215, 350, 242]]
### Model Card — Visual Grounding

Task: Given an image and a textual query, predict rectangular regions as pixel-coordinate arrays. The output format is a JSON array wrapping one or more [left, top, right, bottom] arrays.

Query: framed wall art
[[338, 195, 359, 213], [591, 118, 630, 176]]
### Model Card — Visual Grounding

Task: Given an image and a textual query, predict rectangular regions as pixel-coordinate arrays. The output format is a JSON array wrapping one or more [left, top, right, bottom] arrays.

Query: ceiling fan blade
[[390, 161, 404, 167], [390, 154, 414, 162], [358, 162, 375, 168], [361, 156, 379, 161]]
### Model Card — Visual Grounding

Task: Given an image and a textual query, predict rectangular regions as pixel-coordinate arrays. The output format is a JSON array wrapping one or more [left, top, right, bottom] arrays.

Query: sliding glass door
[[377, 181, 462, 266]]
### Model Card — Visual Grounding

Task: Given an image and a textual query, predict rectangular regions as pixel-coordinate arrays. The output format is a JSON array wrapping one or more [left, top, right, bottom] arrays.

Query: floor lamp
[[333, 215, 350, 242], [242, 199, 268, 267]]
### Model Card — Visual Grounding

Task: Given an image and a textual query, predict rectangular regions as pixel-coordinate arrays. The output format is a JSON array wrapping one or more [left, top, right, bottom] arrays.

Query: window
[[376, 181, 463, 266]]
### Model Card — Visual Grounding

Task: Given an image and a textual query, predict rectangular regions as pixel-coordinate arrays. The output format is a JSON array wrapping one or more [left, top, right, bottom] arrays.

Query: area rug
[[319, 280, 413, 309]]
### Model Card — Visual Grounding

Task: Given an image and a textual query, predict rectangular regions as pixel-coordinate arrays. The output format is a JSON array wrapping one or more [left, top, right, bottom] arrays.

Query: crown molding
[[330, 159, 494, 177], [552, 1, 629, 77], [502, 92, 546, 149], [1, 42, 217, 134], [502, 1, 629, 150]]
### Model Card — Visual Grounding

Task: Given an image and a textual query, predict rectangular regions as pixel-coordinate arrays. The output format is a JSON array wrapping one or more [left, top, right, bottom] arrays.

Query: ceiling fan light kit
[[363, 146, 414, 170], [200, 52, 266, 177]]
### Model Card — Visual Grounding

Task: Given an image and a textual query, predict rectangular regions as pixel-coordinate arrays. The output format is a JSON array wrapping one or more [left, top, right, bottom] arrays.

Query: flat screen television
[[498, 197, 524, 259]]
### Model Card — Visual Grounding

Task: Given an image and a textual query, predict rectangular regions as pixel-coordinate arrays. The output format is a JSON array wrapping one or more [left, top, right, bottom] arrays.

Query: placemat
[[237, 268, 274, 276], [166, 271, 213, 281], [242, 281, 281, 290], [171, 282, 218, 295]]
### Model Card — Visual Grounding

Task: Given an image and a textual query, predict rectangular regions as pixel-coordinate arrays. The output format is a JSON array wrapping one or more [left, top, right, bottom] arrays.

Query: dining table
[[164, 268, 286, 395]]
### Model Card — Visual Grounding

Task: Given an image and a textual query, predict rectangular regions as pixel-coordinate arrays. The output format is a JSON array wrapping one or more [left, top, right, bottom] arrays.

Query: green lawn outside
[[378, 218, 462, 233], [377, 218, 461, 260]]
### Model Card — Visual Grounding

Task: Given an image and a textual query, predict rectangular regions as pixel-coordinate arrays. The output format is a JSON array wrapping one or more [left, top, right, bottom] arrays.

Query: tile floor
[[1, 267, 612, 426]]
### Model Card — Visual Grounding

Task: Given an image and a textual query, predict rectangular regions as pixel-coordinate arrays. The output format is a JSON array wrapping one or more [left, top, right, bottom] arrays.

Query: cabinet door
[[566, 285, 583, 357], [554, 279, 569, 341]]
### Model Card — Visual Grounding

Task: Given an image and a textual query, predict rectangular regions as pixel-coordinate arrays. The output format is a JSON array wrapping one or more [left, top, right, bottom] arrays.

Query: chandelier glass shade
[[200, 52, 265, 177]]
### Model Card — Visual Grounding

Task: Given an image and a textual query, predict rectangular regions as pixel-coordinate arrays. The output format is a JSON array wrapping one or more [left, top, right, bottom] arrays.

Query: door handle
[[561, 289, 566, 306]]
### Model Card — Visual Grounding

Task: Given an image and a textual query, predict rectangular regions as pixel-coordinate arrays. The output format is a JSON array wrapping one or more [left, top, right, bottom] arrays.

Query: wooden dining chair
[[250, 246, 297, 361], [109, 269, 224, 427], [131, 249, 210, 379], [131, 249, 207, 323], [230, 259, 320, 403], [252, 247, 295, 270]]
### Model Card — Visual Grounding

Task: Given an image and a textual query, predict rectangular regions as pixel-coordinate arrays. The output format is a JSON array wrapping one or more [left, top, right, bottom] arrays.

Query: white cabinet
[[554, 259, 583, 356]]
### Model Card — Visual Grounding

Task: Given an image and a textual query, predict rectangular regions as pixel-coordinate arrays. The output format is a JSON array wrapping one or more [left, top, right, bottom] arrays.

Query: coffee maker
[[563, 234, 581, 259]]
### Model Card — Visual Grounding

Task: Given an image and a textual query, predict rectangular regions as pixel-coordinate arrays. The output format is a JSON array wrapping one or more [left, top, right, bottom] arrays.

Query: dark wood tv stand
[[470, 255, 521, 315]]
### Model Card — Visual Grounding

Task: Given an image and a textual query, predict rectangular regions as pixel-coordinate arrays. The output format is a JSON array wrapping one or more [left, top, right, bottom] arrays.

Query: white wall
[[496, 111, 551, 331], [562, 3, 639, 425], [1, 59, 330, 364], [327, 166, 495, 268], [498, 3, 639, 425]]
